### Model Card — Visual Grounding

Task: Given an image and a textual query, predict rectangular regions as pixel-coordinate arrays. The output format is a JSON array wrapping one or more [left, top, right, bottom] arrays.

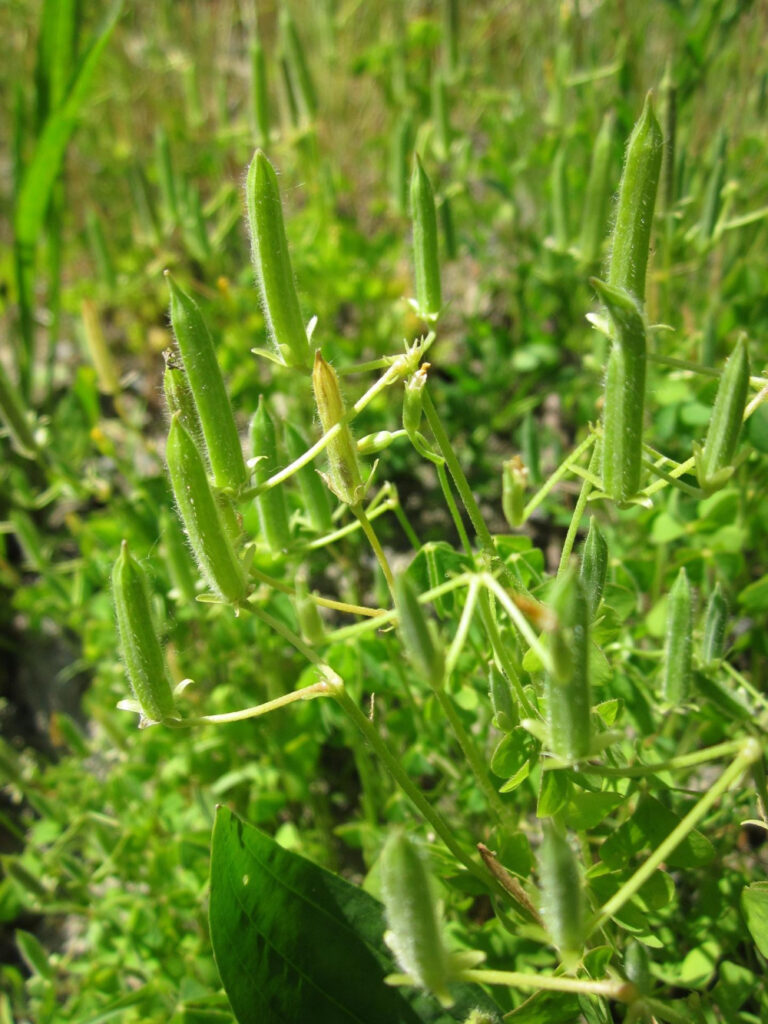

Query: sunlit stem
[[565, 737, 745, 777], [459, 969, 637, 1003], [351, 502, 395, 596], [558, 441, 601, 576], [248, 564, 383, 617], [482, 574, 555, 675], [184, 680, 338, 724], [298, 499, 394, 551], [523, 431, 598, 521]]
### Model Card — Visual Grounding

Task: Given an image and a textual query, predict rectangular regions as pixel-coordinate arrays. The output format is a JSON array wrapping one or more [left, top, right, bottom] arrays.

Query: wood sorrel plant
[[106, 90, 767, 1024]]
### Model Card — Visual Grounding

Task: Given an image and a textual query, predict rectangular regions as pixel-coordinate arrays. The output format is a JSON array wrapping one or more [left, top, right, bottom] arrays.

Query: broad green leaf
[[504, 989, 581, 1023], [563, 791, 625, 831], [537, 769, 569, 817], [491, 728, 539, 790], [601, 795, 715, 869], [742, 882, 768, 958], [738, 575, 768, 612]]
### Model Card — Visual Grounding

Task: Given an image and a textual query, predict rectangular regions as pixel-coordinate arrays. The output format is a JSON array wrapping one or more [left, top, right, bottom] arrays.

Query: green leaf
[[601, 795, 715, 869], [491, 728, 539, 790], [537, 769, 569, 817], [209, 807, 500, 1024], [742, 882, 768, 958], [738, 575, 768, 612], [563, 791, 625, 830], [504, 989, 581, 1023]]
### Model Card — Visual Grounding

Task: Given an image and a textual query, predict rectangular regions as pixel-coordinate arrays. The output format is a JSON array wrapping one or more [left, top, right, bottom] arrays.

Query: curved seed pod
[[160, 506, 196, 604], [489, 664, 518, 732], [579, 112, 614, 266], [250, 396, 291, 553], [166, 273, 246, 492], [162, 349, 204, 447], [380, 830, 452, 1007], [312, 350, 365, 505], [250, 38, 270, 148], [166, 414, 246, 604], [411, 155, 442, 320], [546, 567, 591, 761], [112, 540, 176, 723], [0, 357, 37, 459], [283, 421, 333, 532], [701, 583, 728, 666], [662, 568, 692, 703], [502, 456, 528, 528], [696, 336, 749, 493], [608, 92, 663, 303], [624, 940, 652, 996], [579, 517, 608, 618], [394, 573, 445, 689], [246, 150, 310, 369], [280, 8, 317, 121], [403, 364, 429, 436], [593, 277, 647, 504], [538, 821, 585, 966]]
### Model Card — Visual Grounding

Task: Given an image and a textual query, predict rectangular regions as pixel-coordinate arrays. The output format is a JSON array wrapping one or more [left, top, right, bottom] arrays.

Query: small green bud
[[662, 568, 692, 704], [411, 155, 442, 320], [579, 517, 608, 618], [250, 396, 291, 553], [538, 821, 585, 967], [394, 573, 445, 689], [695, 336, 749, 493], [312, 350, 365, 505], [546, 568, 591, 761], [502, 456, 528, 528], [701, 583, 728, 666]]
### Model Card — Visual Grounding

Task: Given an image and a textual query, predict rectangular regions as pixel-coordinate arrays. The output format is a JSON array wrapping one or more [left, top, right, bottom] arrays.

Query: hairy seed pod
[[538, 821, 585, 966], [608, 92, 663, 303], [593, 277, 647, 504], [579, 517, 608, 618], [394, 573, 445, 689], [489, 664, 519, 732], [112, 540, 176, 723], [280, 8, 317, 121], [701, 583, 728, 666], [0, 358, 37, 459], [250, 38, 270, 148], [502, 456, 528, 528], [283, 421, 333, 532], [580, 112, 614, 266], [166, 414, 246, 604], [246, 150, 311, 368], [411, 155, 442, 320], [166, 273, 246, 492], [250, 396, 291, 553], [312, 350, 365, 505], [662, 568, 692, 703], [546, 567, 591, 761], [380, 830, 452, 1007], [696, 336, 749, 493], [162, 349, 204, 448]]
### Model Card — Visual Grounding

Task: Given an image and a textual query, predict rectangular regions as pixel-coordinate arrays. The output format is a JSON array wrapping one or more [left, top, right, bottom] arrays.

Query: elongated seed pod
[[546, 567, 591, 761], [166, 273, 246, 492], [283, 421, 333, 532], [380, 830, 452, 1007], [608, 93, 663, 303], [250, 396, 291, 553], [166, 414, 246, 604], [662, 568, 692, 703], [155, 126, 179, 226], [701, 583, 728, 666], [394, 573, 445, 689], [246, 150, 311, 369], [112, 540, 176, 723], [85, 209, 116, 289], [280, 9, 317, 120], [411, 155, 442, 320], [439, 194, 457, 261], [489, 664, 518, 731], [579, 517, 608, 618], [502, 456, 528, 528], [250, 38, 270, 148], [163, 349, 204, 447], [550, 143, 570, 251], [579, 112, 614, 266], [538, 821, 585, 966], [312, 350, 365, 505], [389, 111, 412, 217], [699, 131, 727, 245], [593, 277, 647, 504], [0, 357, 37, 458], [696, 336, 749, 492]]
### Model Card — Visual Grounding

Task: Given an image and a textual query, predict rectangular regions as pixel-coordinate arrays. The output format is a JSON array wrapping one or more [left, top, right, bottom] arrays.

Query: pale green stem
[[298, 500, 394, 551], [567, 738, 745, 777], [352, 502, 395, 595], [482, 574, 554, 674], [522, 432, 598, 520], [459, 969, 636, 1003], [643, 458, 704, 497], [248, 564, 382, 617], [587, 740, 762, 936], [435, 460, 474, 557], [184, 680, 337, 724], [477, 589, 537, 719], [648, 351, 768, 389], [642, 454, 696, 498], [558, 442, 601, 576], [723, 662, 768, 712], [444, 576, 481, 676]]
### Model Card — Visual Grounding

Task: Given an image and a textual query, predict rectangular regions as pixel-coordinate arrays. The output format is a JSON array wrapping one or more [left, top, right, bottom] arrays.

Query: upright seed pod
[[166, 273, 246, 493], [550, 143, 570, 251], [389, 111, 412, 217], [283, 421, 333, 532], [0, 357, 37, 459], [538, 821, 585, 967], [85, 209, 116, 290], [280, 8, 317, 121], [250, 37, 270, 148], [502, 456, 528, 528], [439, 194, 457, 262], [162, 349, 204, 446], [411, 155, 442, 320], [312, 350, 365, 505], [579, 112, 614, 266], [608, 92, 663, 303], [250, 396, 291, 553], [112, 540, 176, 724], [295, 577, 325, 645], [246, 150, 311, 369], [489, 664, 519, 731], [394, 573, 445, 689], [154, 126, 179, 227], [380, 830, 452, 1008], [660, 63, 677, 214], [81, 298, 119, 396], [662, 568, 692, 704], [701, 583, 728, 666], [166, 414, 246, 604], [593, 277, 647, 504], [695, 336, 749, 493], [546, 567, 591, 761], [579, 517, 608, 618]]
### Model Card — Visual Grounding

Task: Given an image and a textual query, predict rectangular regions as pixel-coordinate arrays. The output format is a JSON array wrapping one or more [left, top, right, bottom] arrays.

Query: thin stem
[[184, 681, 337, 724], [435, 461, 473, 557], [477, 589, 537, 719], [352, 502, 395, 595], [444, 577, 481, 676], [482, 575, 554, 674], [459, 969, 636, 1003], [569, 738, 746, 778], [587, 740, 762, 936], [558, 442, 601, 576], [648, 351, 768, 389], [246, 602, 323, 666], [298, 500, 394, 551], [248, 565, 382, 617], [523, 432, 598, 521], [643, 458, 704, 497]]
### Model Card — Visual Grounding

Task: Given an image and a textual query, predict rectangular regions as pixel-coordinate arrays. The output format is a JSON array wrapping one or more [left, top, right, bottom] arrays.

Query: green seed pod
[[411, 155, 442, 320], [166, 414, 246, 604], [550, 143, 570, 251], [389, 111, 412, 217], [85, 208, 116, 290], [593, 277, 647, 504], [579, 112, 614, 266], [579, 517, 608, 618], [246, 150, 311, 369], [431, 68, 451, 159], [701, 583, 728, 666], [162, 349, 204, 448], [403, 365, 429, 436], [0, 356, 37, 459], [160, 506, 197, 604], [357, 430, 398, 455], [538, 821, 585, 966], [394, 573, 445, 689], [280, 8, 317, 121], [695, 336, 749, 493], [166, 273, 246, 493], [502, 456, 528, 528], [250, 396, 291, 553], [279, 54, 300, 129], [608, 92, 663, 303], [380, 830, 452, 1007], [295, 578, 325, 646], [439, 194, 457, 261], [546, 567, 591, 761], [699, 131, 727, 245], [283, 421, 333, 532], [154, 126, 179, 226], [660, 63, 677, 214], [489, 664, 519, 732], [112, 540, 176, 724], [662, 568, 692, 704], [624, 940, 652, 996], [442, 0, 459, 76], [312, 350, 365, 505], [250, 38, 270, 148]]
